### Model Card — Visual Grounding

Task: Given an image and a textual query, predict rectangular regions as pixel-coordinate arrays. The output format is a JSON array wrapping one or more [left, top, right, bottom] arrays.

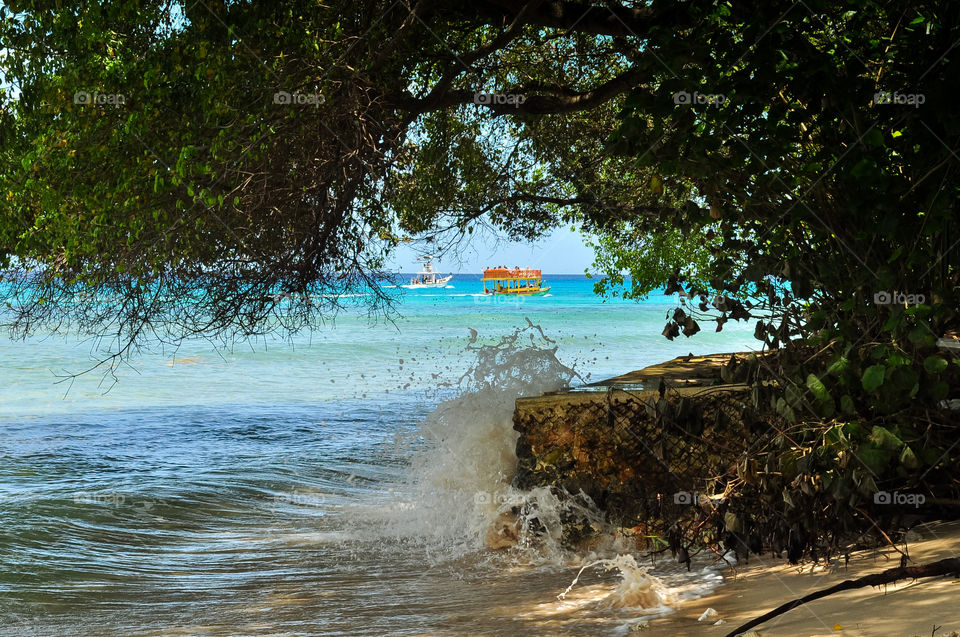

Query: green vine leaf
[[862, 364, 886, 392]]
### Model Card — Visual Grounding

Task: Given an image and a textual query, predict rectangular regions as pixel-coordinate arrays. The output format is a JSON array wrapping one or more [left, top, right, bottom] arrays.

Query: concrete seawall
[[510, 353, 769, 533]]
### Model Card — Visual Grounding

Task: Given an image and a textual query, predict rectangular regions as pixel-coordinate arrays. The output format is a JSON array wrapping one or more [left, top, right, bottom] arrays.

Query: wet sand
[[646, 519, 960, 636]]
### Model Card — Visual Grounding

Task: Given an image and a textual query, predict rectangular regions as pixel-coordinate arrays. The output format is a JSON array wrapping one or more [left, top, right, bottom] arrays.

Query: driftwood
[[724, 556, 960, 637]]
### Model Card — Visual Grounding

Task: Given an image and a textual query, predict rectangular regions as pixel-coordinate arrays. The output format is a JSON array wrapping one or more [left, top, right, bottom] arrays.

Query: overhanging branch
[[395, 67, 648, 115], [471, 0, 668, 37]]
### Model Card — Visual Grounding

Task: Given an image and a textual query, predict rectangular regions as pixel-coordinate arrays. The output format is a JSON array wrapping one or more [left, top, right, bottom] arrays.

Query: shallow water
[[1, 276, 756, 635]]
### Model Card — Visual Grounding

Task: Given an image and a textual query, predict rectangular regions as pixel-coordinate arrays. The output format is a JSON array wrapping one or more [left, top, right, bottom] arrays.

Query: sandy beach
[[645, 519, 960, 636]]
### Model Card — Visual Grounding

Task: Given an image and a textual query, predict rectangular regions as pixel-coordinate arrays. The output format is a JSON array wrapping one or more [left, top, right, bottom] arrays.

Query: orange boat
[[481, 267, 551, 296]]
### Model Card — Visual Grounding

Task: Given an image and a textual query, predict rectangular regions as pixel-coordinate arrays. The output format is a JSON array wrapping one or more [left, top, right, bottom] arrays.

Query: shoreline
[[508, 351, 960, 635], [638, 519, 960, 635]]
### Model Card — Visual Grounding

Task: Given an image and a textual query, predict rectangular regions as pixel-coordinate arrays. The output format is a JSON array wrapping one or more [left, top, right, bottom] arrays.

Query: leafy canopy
[[1, 0, 957, 406]]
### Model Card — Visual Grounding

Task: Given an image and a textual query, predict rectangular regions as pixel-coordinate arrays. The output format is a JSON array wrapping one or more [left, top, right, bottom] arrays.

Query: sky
[[388, 226, 597, 274]]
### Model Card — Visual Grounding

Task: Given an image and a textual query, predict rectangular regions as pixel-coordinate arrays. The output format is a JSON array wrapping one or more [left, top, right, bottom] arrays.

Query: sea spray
[[494, 486, 605, 556], [369, 321, 595, 559], [558, 554, 674, 612], [361, 320, 732, 632]]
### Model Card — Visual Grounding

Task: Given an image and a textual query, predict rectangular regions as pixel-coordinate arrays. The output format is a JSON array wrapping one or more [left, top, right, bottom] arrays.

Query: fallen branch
[[724, 556, 960, 637]]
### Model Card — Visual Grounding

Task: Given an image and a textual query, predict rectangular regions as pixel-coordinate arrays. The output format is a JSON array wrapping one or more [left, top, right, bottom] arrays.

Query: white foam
[[354, 319, 735, 629], [559, 554, 674, 612], [357, 321, 580, 558]]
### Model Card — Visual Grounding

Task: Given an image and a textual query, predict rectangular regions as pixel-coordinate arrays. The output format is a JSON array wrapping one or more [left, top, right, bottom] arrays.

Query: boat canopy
[[481, 268, 542, 280], [481, 267, 545, 295]]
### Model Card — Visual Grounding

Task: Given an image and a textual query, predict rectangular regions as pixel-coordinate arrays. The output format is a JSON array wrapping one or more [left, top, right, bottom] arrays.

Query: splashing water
[[356, 320, 734, 633], [368, 320, 585, 557], [558, 554, 674, 612]]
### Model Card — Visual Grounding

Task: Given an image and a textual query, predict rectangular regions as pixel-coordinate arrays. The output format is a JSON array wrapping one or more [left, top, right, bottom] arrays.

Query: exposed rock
[[511, 353, 768, 532], [484, 510, 520, 550]]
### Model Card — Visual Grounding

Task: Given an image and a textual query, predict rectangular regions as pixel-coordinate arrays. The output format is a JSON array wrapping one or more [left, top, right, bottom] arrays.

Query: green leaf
[[828, 356, 850, 376], [843, 421, 864, 438], [923, 355, 948, 374], [856, 446, 891, 475], [806, 373, 831, 403], [899, 446, 919, 469], [824, 425, 846, 446], [870, 425, 903, 450], [862, 364, 886, 392], [857, 472, 878, 498], [840, 394, 856, 414], [886, 352, 910, 367], [775, 397, 796, 423]]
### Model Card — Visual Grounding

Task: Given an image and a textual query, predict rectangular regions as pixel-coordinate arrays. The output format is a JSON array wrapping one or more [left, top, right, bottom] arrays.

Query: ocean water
[[0, 275, 761, 636]]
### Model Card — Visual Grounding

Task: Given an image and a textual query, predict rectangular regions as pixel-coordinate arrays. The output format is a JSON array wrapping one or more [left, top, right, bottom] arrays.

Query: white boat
[[402, 256, 453, 289]]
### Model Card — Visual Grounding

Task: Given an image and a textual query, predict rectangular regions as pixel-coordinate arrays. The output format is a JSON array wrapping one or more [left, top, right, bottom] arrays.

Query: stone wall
[[511, 381, 764, 529]]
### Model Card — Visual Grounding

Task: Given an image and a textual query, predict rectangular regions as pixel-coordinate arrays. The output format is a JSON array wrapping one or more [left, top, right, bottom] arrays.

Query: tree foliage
[[0, 1, 660, 352], [1, 0, 958, 409]]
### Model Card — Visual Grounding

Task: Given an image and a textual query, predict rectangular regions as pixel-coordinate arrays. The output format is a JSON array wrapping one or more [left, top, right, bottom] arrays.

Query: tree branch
[[472, 0, 668, 37], [409, 0, 546, 115], [724, 557, 960, 637], [395, 67, 647, 115]]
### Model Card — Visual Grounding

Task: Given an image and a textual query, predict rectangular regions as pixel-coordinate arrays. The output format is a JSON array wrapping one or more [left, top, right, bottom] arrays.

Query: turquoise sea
[[0, 275, 762, 636]]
